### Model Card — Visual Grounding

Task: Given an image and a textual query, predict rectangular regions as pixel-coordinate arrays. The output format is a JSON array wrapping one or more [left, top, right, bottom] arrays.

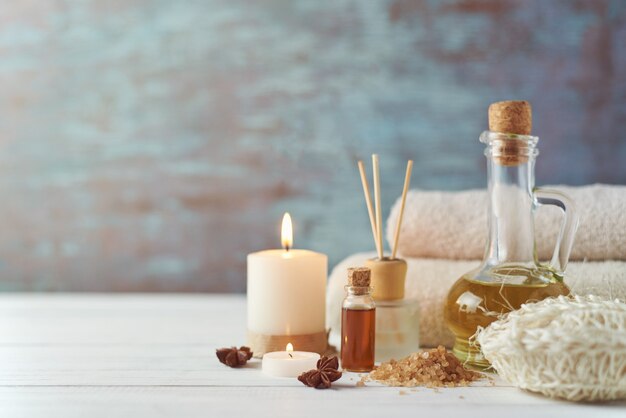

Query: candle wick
[[289, 353, 293, 358], [285, 245, 290, 252]]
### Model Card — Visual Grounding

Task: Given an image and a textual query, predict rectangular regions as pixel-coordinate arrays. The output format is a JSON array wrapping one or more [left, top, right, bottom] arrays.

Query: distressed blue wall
[[0, 0, 624, 292]]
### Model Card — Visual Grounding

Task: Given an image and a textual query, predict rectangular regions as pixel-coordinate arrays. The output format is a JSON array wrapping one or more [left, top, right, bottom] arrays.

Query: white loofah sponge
[[476, 295, 626, 402]]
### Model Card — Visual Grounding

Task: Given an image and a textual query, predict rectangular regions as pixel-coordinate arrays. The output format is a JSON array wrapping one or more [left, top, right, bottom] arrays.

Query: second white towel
[[386, 184, 626, 261], [327, 252, 626, 349]]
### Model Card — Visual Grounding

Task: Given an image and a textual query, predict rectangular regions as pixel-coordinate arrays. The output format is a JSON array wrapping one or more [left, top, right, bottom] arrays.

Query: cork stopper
[[347, 267, 371, 292], [488, 100, 532, 135], [487, 100, 533, 166]]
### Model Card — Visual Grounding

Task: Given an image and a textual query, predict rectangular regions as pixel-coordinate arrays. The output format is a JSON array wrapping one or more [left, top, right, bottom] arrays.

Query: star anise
[[298, 356, 342, 389], [216, 346, 253, 367]]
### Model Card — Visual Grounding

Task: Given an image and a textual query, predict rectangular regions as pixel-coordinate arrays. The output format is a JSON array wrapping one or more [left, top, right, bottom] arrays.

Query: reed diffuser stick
[[372, 154, 384, 259], [391, 160, 413, 259], [358, 161, 381, 257]]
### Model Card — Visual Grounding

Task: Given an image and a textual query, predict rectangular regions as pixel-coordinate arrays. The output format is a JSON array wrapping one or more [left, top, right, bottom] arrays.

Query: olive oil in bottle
[[444, 267, 569, 368]]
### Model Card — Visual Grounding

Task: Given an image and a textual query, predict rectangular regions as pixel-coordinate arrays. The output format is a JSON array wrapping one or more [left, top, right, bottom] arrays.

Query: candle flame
[[286, 343, 294, 353], [281, 213, 293, 251]]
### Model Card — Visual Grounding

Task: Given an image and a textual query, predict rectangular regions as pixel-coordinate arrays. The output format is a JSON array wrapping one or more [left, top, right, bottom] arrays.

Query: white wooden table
[[0, 294, 623, 418]]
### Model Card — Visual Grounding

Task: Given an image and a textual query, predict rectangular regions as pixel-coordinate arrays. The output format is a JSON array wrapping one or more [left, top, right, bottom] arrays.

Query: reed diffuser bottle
[[341, 267, 376, 372], [444, 101, 579, 369], [356, 155, 420, 362]]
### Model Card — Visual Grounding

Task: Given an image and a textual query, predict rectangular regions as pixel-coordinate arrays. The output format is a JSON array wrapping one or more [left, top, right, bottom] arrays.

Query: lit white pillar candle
[[262, 343, 320, 378], [247, 213, 327, 355]]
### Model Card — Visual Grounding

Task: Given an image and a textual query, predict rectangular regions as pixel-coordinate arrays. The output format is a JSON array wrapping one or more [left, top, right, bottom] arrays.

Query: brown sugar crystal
[[368, 346, 482, 388]]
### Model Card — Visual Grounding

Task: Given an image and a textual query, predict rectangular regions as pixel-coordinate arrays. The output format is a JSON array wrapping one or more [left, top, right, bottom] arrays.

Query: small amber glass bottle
[[341, 267, 376, 372]]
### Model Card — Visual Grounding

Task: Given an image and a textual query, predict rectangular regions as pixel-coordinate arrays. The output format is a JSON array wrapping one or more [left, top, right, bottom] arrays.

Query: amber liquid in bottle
[[444, 267, 569, 368], [341, 307, 376, 372]]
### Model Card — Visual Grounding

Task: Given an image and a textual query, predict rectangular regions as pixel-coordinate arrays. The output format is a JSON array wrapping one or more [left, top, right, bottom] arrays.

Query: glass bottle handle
[[533, 188, 580, 272]]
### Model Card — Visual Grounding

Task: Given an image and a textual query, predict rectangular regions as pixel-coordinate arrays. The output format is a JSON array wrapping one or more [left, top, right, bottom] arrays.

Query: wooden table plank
[[0, 294, 246, 345], [0, 293, 623, 418], [1, 387, 623, 418]]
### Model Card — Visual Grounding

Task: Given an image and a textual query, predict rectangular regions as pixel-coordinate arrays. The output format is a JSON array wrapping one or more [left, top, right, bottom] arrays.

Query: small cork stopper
[[347, 267, 371, 287], [488, 100, 533, 166], [488, 100, 532, 135]]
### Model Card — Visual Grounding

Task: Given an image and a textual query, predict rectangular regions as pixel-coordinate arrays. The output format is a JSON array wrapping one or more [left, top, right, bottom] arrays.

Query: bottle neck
[[343, 286, 375, 309], [481, 131, 539, 268]]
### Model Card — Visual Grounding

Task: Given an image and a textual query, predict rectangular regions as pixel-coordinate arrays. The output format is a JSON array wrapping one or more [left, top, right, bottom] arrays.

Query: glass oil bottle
[[341, 267, 375, 372], [444, 100, 579, 369]]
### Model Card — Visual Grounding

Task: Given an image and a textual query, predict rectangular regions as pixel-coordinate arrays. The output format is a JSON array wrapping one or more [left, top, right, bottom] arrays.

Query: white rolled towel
[[327, 252, 626, 349], [386, 184, 626, 261]]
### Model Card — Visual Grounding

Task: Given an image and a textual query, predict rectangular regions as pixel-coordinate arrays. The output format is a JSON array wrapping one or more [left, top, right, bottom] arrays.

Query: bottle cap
[[488, 100, 532, 135], [365, 258, 407, 301], [487, 100, 534, 166], [347, 267, 371, 287]]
